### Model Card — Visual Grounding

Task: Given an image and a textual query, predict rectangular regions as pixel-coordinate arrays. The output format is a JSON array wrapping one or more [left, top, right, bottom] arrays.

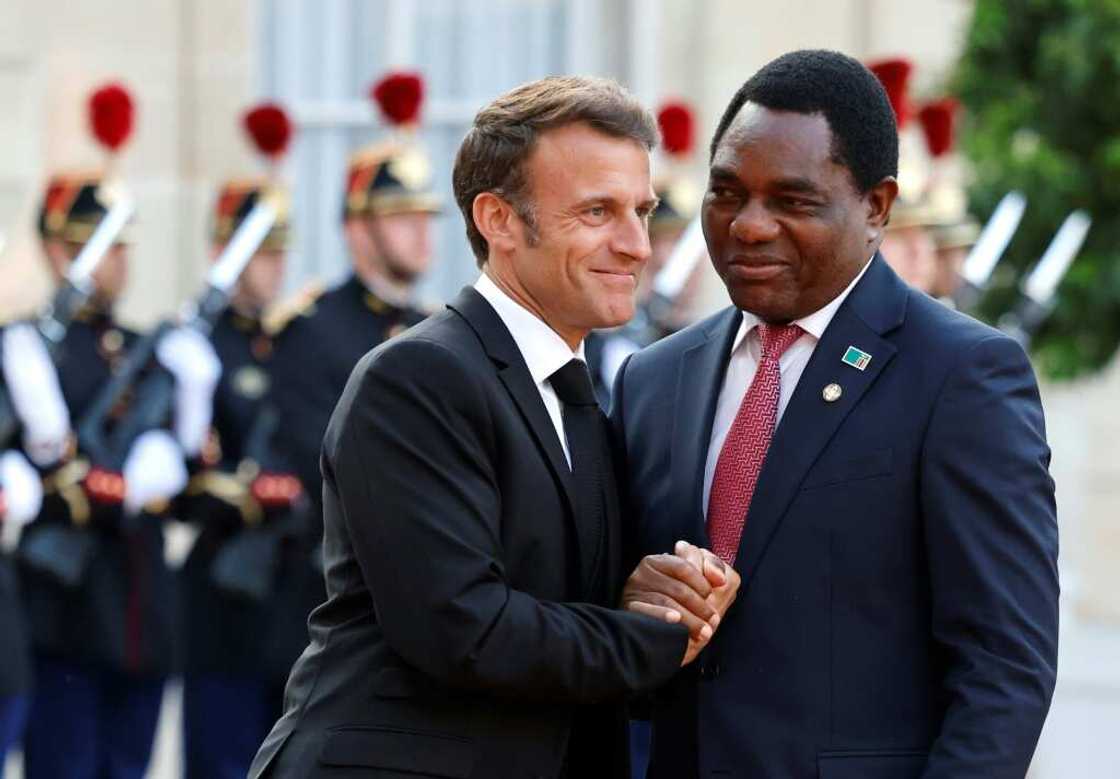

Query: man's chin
[[591, 302, 637, 332], [727, 287, 796, 323]]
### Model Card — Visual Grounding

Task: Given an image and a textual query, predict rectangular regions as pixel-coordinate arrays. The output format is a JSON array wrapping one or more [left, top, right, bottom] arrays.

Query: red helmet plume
[[370, 71, 425, 126], [88, 82, 135, 152]]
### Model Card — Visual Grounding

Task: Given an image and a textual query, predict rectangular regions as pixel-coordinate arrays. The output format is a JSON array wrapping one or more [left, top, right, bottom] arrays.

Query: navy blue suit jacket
[[611, 256, 1058, 779]]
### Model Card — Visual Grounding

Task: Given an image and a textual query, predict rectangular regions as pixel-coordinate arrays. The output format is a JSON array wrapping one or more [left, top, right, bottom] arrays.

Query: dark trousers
[[183, 672, 281, 779], [0, 694, 30, 765], [22, 654, 163, 779], [630, 719, 652, 779]]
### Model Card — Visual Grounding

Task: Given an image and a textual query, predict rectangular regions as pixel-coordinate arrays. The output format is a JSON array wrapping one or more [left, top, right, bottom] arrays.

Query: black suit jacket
[[250, 287, 687, 779], [612, 256, 1059, 779]]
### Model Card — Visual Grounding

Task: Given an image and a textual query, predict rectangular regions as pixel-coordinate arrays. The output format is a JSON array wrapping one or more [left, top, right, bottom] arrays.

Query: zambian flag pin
[[841, 345, 872, 371]]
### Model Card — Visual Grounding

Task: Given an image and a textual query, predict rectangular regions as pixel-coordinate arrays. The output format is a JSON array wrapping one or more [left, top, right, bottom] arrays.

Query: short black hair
[[710, 49, 898, 193]]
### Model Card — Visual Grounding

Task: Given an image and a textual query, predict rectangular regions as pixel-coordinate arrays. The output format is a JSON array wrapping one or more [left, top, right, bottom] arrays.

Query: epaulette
[[263, 280, 325, 336]]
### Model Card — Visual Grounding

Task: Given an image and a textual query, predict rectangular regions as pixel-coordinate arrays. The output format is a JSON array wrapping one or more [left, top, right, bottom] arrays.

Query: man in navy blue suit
[[611, 50, 1059, 778]]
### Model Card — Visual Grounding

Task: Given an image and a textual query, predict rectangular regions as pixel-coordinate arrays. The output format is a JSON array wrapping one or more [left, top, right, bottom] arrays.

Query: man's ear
[[865, 176, 899, 247], [472, 192, 519, 256]]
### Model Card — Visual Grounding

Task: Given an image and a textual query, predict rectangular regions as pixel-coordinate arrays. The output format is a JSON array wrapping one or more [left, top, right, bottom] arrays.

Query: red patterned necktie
[[707, 322, 804, 565]]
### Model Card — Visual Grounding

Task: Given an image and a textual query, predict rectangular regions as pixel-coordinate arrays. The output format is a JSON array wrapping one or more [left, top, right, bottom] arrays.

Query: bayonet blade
[[652, 215, 707, 300], [961, 191, 1027, 288], [206, 197, 279, 294], [68, 194, 135, 291], [1022, 210, 1091, 305]]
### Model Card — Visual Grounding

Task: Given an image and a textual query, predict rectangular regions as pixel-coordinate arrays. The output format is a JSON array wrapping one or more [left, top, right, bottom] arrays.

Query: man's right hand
[[621, 541, 740, 665], [673, 541, 741, 665]]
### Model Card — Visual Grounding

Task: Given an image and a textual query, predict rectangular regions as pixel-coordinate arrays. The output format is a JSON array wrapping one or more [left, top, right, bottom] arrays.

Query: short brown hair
[[452, 76, 658, 266]]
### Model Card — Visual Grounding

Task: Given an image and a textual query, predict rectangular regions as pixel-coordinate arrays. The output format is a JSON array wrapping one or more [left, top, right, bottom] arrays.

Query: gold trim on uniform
[[263, 281, 324, 336]]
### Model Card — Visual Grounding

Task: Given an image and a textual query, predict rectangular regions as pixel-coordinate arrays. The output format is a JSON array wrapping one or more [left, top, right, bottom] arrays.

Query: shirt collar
[[731, 254, 876, 353], [474, 272, 585, 386]]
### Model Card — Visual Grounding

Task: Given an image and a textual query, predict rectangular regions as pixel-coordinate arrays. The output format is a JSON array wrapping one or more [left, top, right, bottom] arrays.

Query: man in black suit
[[250, 76, 739, 779], [611, 50, 1059, 778]]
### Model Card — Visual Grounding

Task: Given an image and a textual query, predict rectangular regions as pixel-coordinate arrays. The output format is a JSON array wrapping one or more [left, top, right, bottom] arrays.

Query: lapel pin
[[841, 345, 872, 371], [822, 383, 842, 403]]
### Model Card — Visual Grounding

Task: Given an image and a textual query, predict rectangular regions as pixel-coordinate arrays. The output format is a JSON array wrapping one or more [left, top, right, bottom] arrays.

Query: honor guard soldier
[[269, 70, 439, 557], [174, 102, 306, 779], [10, 84, 220, 779]]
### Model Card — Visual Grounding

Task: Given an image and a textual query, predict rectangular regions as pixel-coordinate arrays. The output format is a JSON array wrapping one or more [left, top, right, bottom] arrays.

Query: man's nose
[[729, 199, 780, 243], [612, 212, 652, 263]]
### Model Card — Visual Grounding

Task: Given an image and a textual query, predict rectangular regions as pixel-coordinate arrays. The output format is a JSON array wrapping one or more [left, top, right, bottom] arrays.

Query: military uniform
[[263, 101, 440, 707], [270, 277, 427, 502], [174, 175, 309, 779], [15, 173, 177, 779]]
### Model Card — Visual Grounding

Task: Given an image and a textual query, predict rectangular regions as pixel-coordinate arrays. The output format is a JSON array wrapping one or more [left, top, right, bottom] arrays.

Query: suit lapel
[[446, 287, 579, 540], [734, 255, 908, 580], [670, 307, 742, 548]]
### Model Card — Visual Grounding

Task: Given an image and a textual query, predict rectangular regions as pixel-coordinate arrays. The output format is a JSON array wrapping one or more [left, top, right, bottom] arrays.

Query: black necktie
[[549, 359, 609, 600]]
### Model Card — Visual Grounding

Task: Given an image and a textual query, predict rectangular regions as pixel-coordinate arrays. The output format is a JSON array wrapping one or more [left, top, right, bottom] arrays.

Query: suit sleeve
[[328, 338, 688, 703], [920, 334, 1059, 779]]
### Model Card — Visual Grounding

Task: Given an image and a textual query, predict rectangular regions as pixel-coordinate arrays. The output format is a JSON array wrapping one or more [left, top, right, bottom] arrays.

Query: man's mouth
[[590, 269, 638, 287], [725, 255, 788, 281]]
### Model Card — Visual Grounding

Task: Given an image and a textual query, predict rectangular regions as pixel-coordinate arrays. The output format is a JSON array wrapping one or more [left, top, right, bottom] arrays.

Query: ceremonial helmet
[[37, 82, 135, 244], [343, 71, 440, 219], [210, 102, 294, 251]]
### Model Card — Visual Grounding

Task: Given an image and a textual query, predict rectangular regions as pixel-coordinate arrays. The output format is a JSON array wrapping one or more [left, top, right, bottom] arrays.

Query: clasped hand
[[621, 541, 741, 666]]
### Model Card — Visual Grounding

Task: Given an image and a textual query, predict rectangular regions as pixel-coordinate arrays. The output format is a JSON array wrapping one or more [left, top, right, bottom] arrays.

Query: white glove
[[0, 450, 43, 528], [155, 326, 221, 457], [2, 324, 71, 466], [122, 429, 187, 515]]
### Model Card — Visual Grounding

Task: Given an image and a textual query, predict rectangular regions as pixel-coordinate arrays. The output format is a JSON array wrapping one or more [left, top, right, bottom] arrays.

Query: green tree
[[954, 0, 1120, 378]]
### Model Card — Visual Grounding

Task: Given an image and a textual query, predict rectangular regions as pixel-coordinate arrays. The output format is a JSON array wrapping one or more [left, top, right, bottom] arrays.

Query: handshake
[[621, 540, 741, 666]]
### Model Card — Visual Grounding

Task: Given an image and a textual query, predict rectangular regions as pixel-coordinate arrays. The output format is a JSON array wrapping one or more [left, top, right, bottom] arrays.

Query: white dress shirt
[[701, 257, 875, 516], [474, 272, 584, 466]]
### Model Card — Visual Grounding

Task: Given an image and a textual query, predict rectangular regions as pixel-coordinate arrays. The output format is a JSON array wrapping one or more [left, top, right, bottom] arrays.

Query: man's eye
[[709, 186, 736, 199], [782, 197, 816, 209]]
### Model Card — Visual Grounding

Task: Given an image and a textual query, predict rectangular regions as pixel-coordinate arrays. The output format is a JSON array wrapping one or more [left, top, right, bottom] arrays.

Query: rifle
[[0, 194, 134, 447], [998, 210, 1091, 347], [954, 191, 1027, 312], [76, 196, 280, 473]]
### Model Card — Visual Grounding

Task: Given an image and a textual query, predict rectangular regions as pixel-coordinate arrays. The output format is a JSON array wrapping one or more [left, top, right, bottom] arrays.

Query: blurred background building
[[0, 1, 1115, 776]]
